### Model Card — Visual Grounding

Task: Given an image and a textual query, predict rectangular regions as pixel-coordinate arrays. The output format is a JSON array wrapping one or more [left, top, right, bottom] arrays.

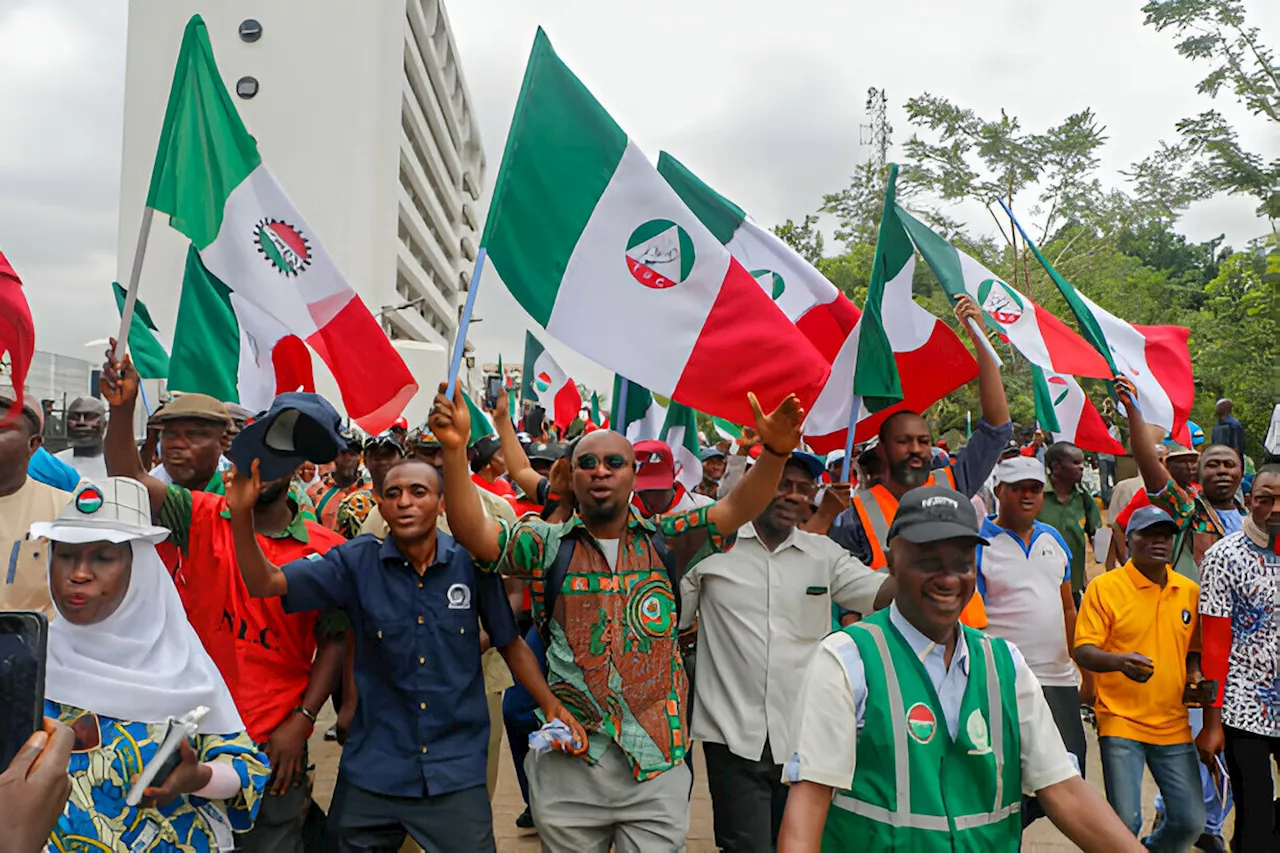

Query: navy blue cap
[[1127, 506, 1179, 536], [227, 392, 347, 482], [700, 446, 726, 461]]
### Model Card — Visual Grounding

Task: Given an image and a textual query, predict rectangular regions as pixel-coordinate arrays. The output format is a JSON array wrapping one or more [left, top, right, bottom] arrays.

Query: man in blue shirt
[[225, 456, 584, 852], [1211, 398, 1246, 463]]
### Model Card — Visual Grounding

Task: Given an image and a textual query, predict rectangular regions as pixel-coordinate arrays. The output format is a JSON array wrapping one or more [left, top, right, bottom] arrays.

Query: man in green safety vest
[[776, 485, 1141, 852]]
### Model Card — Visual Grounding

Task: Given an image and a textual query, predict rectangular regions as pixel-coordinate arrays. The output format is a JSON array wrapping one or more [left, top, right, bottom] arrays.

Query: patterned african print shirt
[[482, 505, 729, 780], [1199, 531, 1280, 737], [46, 701, 269, 852], [336, 488, 377, 540]]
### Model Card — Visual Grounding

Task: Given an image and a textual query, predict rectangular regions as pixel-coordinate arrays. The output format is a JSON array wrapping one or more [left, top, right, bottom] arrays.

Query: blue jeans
[[1099, 736, 1206, 851], [1153, 708, 1232, 836]]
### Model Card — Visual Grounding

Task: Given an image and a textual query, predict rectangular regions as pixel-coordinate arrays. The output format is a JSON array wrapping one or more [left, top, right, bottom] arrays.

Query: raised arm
[[224, 460, 290, 598], [429, 384, 504, 563], [1114, 377, 1170, 495], [707, 393, 805, 533], [100, 343, 167, 515], [954, 294, 1010, 427], [492, 388, 544, 498]]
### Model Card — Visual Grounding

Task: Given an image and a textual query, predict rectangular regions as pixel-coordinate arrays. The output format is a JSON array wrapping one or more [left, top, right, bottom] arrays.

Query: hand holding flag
[[428, 383, 471, 453]]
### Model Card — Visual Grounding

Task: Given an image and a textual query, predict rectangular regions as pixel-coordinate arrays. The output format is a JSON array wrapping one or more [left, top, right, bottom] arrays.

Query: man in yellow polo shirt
[[1074, 506, 1203, 851]]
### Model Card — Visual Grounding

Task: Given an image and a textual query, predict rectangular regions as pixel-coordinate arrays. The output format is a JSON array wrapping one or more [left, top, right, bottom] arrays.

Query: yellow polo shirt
[[1075, 562, 1199, 744]]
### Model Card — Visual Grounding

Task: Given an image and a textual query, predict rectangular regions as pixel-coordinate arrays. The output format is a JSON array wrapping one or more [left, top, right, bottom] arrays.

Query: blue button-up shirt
[[282, 530, 518, 797]]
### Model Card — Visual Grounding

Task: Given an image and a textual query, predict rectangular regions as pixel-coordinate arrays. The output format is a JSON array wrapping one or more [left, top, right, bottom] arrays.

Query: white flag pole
[[839, 396, 863, 483], [113, 207, 155, 364]]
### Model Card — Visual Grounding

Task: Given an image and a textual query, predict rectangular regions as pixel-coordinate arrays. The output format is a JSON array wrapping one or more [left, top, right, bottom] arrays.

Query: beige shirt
[[0, 478, 72, 617], [679, 522, 885, 762], [786, 610, 1078, 794]]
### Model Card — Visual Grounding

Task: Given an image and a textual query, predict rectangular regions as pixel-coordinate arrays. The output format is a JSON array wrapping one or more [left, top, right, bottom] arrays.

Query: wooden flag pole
[[114, 207, 155, 364], [839, 395, 863, 483], [446, 247, 487, 399]]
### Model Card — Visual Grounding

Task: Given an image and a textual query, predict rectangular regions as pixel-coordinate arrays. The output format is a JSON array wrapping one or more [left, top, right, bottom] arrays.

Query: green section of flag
[[590, 391, 602, 426], [655, 152, 746, 245], [520, 331, 543, 406], [712, 417, 743, 442], [610, 375, 653, 431], [854, 164, 906, 412], [464, 391, 495, 445], [146, 15, 261, 250], [482, 28, 628, 326], [168, 245, 242, 402], [111, 282, 170, 379], [1031, 365, 1063, 433]]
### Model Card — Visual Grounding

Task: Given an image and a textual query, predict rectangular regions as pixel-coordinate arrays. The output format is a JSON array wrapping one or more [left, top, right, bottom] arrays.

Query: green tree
[[771, 214, 825, 265]]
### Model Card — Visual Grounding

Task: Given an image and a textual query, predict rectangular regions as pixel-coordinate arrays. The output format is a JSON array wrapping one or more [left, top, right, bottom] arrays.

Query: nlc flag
[[481, 29, 830, 424], [143, 16, 415, 433]]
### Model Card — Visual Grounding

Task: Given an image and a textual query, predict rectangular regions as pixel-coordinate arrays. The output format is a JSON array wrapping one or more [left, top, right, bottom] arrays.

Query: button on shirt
[[679, 523, 885, 763], [977, 519, 1077, 687], [785, 604, 1077, 794], [281, 531, 518, 797]]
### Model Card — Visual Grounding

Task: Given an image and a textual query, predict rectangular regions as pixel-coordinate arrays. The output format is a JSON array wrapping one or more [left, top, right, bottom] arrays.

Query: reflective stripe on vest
[[831, 621, 1018, 833], [852, 468, 958, 570]]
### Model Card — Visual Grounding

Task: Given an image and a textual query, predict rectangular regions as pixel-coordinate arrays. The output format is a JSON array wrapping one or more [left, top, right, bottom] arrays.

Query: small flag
[[1033, 368, 1126, 455], [520, 331, 581, 431], [464, 391, 495, 445], [712, 416, 743, 443], [111, 282, 171, 380], [610, 375, 665, 442], [660, 402, 703, 492]]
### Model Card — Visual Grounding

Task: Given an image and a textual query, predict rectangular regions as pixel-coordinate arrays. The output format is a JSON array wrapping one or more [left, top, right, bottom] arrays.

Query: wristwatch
[[292, 706, 318, 725]]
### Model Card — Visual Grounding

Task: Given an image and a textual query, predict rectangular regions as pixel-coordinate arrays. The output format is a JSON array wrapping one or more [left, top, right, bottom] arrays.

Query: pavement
[[304, 524, 1230, 851]]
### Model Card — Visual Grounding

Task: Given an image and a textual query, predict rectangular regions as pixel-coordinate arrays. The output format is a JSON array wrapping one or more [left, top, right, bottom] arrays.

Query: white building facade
[[116, 0, 485, 405]]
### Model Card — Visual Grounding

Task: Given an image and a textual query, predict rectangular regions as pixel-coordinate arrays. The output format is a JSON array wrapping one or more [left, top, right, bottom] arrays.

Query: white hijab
[[45, 540, 244, 734]]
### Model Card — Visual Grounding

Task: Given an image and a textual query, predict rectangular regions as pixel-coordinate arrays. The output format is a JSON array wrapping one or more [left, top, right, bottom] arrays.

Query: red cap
[[632, 440, 675, 491], [393, 416, 409, 430]]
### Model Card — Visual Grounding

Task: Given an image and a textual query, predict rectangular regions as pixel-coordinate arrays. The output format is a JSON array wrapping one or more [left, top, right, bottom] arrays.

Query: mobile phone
[[0, 611, 48, 769], [126, 706, 208, 807], [1182, 678, 1219, 707]]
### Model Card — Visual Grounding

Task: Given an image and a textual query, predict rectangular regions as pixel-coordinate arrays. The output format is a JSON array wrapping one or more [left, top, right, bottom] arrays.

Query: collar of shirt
[[1048, 482, 1090, 505], [1119, 560, 1191, 592], [377, 528, 458, 569], [218, 499, 310, 542], [737, 521, 825, 556], [562, 503, 659, 538], [888, 601, 971, 677], [979, 517, 1060, 555]]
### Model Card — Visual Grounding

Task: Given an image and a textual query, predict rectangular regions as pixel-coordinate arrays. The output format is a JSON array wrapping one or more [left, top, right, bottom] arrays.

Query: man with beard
[[147, 393, 233, 491], [679, 451, 893, 852], [432, 382, 806, 852], [828, 294, 1012, 578], [100, 353, 347, 853], [1195, 466, 1280, 850], [54, 396, 108, 481]]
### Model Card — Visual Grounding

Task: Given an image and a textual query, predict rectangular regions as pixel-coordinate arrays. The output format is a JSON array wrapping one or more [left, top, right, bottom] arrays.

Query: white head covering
[[38, 478, 243, 734]]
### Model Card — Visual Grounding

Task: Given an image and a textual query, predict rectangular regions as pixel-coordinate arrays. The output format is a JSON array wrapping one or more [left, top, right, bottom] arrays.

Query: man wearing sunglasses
[[431, 383, 806, 853], [679, 448, 894, 852]]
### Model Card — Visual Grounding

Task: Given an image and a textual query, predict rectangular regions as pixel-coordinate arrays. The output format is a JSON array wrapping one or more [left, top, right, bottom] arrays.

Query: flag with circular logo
[[1032, 366, 1125, 455], [626, 220, 695, 289]]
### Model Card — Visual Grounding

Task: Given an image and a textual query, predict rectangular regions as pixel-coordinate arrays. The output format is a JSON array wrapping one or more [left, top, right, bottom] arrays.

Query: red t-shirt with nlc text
[[162, 488, 345, 742]]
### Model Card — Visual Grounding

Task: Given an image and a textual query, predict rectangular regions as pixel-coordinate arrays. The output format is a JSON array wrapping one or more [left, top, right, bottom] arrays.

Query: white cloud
[[6, 0, 1277, 401]]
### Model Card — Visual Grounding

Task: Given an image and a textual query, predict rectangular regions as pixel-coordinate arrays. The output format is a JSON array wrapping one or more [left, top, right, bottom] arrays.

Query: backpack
[[537, 530, 681, 662]]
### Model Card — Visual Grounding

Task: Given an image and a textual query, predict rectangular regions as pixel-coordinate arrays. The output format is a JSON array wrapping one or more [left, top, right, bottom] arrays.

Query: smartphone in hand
[[0, 611, 48, 769]]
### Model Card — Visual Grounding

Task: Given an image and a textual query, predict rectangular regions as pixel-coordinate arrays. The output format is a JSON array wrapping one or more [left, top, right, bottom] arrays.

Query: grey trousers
[[328, 777, 496, 853], [526, 741, 692, 853]]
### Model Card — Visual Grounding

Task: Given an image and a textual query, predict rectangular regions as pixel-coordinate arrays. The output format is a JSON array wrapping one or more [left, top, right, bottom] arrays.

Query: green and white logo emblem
[[750, 269, 786, 300], [906, 702, 937, 744], [254, 218, 313, 277], [626, 220, 695, 290], [976, 278, 1025, 325], [965, 708, 992, 755]]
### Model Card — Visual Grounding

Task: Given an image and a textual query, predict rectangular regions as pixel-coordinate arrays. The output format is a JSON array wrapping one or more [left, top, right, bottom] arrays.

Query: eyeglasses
[[575, 453, 636, 472]]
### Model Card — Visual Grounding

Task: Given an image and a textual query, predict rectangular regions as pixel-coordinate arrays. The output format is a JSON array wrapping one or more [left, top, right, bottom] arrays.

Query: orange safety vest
[[849, 468, 987, 629]]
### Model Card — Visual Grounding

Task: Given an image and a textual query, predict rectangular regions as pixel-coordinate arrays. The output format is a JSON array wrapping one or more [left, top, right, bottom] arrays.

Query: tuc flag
[[1033, 367, 1125, 455], [895, 205, 1112, 380], [481, 29, 830, 424], [143, 16, 415, 432], [520, 331, 581, 431]]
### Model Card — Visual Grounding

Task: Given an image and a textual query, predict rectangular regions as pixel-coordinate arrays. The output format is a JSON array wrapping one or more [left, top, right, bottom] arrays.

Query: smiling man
[[53, 396, 107, 481], [778, 486, 1138, 853]]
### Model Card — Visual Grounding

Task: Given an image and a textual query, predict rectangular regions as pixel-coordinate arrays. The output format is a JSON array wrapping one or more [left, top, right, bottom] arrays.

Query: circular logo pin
[[75, 487, 104, 514], [626, 219, 695, 290], [906, 702, 937, 744]]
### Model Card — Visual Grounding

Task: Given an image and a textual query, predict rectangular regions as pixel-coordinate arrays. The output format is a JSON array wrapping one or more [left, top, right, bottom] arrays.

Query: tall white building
[[115, 0, 485, 408]]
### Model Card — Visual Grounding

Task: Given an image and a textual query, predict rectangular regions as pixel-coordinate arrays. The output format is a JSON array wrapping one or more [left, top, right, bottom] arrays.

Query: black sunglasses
[[575, 453, 637, 472]]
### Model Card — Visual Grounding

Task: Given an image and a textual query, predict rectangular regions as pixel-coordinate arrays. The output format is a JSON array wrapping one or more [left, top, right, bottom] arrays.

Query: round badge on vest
[[906, 702, 937, 744]]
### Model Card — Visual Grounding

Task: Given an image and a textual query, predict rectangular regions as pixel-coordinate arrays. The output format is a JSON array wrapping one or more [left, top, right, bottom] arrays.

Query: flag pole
[[446, 247, 487, 399], [114, 207, 155, 364], [614, 377, 629, 435], [839, 396, 862, 482]]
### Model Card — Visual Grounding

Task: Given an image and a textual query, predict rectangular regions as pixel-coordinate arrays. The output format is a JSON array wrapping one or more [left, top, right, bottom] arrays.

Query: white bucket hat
[[30, 477, 170, 545]]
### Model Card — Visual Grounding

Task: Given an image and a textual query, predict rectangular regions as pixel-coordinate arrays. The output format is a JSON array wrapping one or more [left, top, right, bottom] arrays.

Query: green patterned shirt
[[481, 505, 729, 779]]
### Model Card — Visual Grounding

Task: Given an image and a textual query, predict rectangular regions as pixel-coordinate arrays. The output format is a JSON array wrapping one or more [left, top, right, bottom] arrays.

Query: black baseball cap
[[364, 430, 405, 455], [469, 434, 501, 473], [228, 392, 347, 482], [528, 442, 565, 462], [887, 485, 989, 546]]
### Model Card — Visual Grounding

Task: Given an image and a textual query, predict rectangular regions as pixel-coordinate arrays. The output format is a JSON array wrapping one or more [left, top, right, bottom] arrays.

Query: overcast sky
[[3, 0, 1277, 396]]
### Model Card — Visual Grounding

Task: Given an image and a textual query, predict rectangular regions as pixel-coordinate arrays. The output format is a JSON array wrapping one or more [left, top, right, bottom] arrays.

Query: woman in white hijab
[[31, 477, 269, 852]]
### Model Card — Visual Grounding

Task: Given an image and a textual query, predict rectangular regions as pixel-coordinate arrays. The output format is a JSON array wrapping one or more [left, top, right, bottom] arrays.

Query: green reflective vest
[[821, 610, 1023, 852]]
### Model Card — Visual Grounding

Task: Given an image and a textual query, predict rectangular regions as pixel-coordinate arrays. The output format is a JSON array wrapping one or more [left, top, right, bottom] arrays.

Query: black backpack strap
[[538, 537, 576, 651]]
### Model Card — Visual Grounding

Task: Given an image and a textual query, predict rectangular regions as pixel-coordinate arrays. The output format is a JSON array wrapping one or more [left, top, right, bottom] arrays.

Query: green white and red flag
[[482, 29, 830, 424], [143, 16, 415, 432], [519, 331, 581, 431], [1033, 367, 1125, 455]]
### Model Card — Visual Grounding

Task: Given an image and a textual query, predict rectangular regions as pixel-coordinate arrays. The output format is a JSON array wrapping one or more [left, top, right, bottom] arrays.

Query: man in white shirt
[[976, 456, 1086, 825], [53, 396, 107, 482], [680, 451, 892, 853]]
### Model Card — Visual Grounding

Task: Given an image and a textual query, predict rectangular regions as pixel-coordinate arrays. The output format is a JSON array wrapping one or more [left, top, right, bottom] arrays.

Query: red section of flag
[[1136, 324, 1194, 447], [0, 251, 35, 421], [305, 295, 417, 434], [1072, 393, 1127, 455], [674, 259, 830, 423], [1037, 309, 1112, 378], [551, 381, 582, 432], [795, 293, 862, 364], [271, 334, 315, 396]]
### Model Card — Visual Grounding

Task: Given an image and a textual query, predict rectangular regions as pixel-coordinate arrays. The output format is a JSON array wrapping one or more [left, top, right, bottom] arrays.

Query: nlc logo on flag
[[626, 219, 695, 289], [255, 218, 312, 277], [977, 278, 1025, 325]]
